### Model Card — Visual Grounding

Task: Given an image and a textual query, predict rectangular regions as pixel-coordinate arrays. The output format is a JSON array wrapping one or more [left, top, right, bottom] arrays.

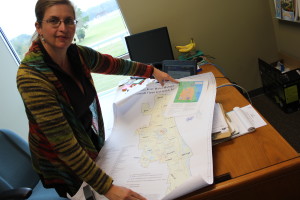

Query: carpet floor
[[251, 94, 300, 153]]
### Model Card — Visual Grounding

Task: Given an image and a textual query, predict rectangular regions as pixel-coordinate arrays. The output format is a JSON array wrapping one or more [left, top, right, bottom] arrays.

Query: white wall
[[0, 32, 28, 140]]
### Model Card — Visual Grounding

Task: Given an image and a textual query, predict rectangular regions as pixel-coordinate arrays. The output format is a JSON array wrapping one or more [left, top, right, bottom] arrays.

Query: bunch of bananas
[[175, 38, 196, 53]]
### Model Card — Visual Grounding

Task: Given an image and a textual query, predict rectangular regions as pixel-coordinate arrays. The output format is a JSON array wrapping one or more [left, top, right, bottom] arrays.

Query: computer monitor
[[125, 27, 174, 66]]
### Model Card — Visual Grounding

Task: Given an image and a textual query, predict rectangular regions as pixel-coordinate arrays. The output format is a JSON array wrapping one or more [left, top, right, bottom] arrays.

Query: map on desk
[[70, 72, 216, 200]]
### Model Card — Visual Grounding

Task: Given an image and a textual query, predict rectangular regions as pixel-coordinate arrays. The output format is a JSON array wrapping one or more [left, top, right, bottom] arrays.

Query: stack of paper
[[212, 103, 232, 140], [211, 103, 236, 145], [212, 103, 267, 145]]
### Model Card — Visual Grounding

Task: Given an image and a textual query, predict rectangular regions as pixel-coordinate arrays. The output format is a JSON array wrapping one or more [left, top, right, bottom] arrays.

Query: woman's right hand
[[104, 184, 147, 200]]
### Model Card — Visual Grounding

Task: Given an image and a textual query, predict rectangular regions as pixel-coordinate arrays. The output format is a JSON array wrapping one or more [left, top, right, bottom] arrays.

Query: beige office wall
[[269, 0, 300, 60], [118, 0, 278, 91]]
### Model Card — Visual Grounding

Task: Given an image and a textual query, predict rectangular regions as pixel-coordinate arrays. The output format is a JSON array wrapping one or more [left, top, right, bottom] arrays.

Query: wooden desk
[[177, 64, 300, 200]]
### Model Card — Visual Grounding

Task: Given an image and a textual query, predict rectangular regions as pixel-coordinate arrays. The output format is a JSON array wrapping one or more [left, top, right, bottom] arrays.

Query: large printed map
[[71, 72, 216, 200], [137, 94, 192, 193]]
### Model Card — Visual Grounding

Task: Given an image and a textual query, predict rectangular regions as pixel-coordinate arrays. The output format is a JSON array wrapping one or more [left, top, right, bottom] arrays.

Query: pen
[[130, 76, 146, 79]]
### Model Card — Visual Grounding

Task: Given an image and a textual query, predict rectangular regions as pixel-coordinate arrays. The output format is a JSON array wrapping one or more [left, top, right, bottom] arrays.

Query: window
[[0, 0, 130, 93]]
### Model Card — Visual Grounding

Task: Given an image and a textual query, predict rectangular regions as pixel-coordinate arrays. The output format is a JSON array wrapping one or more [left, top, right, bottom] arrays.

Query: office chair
[[0, 129, 67, 200]]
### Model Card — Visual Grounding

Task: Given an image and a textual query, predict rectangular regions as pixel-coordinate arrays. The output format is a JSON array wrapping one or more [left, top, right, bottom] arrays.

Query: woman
[[17, 0, 177, 199]]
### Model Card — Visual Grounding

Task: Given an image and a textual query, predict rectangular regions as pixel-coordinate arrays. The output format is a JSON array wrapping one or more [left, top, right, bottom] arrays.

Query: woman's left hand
[[152, 68, 179, 86]]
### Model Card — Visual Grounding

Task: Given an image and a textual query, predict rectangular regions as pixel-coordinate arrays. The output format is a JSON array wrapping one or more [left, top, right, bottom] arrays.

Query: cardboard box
[[258, 53, 300, 113]]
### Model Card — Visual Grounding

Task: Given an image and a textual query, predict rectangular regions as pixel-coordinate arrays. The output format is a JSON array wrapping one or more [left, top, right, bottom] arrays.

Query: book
[[226, 104, 267, 138], [296, 0, 300, 20], [274, 0, 282, 19], [281, 0, 296, 21]]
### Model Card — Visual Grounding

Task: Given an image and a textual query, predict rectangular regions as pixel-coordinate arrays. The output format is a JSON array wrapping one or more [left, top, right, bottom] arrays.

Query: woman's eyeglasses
[[40, 17, 78, 28]]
